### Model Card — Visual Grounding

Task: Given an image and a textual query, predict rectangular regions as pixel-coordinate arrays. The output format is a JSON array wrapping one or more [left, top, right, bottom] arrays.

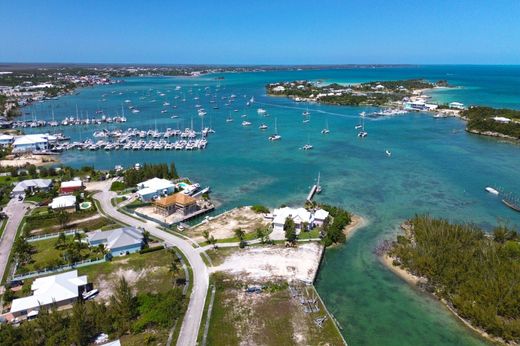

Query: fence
[[26, 229, 83, 243], [11, 257, 106, 281]]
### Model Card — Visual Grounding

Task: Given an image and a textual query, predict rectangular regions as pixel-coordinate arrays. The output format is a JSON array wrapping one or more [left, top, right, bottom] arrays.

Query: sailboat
[[355, 111, 365, 129], [316, 172, 322, 194], [226, 113, 233, 122], [268, 118, 282, 141], [302, 135, 313, 150], [385, 150, 391, 157], [302, 106, 310, 116], [357, 112, 368, 138], [321, 119, 330, 134]]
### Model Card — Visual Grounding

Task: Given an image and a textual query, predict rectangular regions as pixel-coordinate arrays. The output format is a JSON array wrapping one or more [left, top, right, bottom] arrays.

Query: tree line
[[389, 215, 520, 342], [123, 162, 179, 188], [463, 106, 520, 139]]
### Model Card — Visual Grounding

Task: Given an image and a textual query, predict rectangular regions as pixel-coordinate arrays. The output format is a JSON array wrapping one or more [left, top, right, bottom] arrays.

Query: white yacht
[[257, 108, 267, 115], [321, 119, 330, 134], [241, 120, 252, 126], [259, 123, 268, 130], [268, 118, 282, 141]]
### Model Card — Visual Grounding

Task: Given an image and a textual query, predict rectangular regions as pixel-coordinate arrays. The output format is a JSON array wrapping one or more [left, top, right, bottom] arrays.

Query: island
[[382, 215, 520, 345], [462, 106, 520, 140], [266, 79, 450, 107]]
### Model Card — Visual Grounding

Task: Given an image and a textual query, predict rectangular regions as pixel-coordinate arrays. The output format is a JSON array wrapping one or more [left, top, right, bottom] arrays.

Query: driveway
[[93, 180, 209, 346], [0, 198, 31, 282]]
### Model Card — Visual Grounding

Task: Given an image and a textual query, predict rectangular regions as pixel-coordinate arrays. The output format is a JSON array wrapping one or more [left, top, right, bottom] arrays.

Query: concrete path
[[0, 198, 31, 282], [93, 180, 208, 346]]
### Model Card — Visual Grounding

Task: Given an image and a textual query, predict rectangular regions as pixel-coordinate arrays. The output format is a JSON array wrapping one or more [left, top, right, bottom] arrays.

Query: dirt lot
[[211, 242, 323, 283], [206, 274, 345, 346], [189, 206, 269, 242]]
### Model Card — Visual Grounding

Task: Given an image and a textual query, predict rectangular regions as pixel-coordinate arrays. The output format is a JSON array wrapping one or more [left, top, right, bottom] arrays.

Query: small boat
[[268, 118, 281, 141], [226, 116, 233, 123], [241, 120, 252, 126], [386, 150, 391, 157], [302, 144, 313, 150], [485, 187, 499, 195], [259, 123, 268, 130], [321, 119, 330, 134], [257, 108, 267, 115]]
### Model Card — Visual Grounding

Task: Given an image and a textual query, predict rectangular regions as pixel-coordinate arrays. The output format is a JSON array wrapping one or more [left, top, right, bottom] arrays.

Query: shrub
[[251, 205, 270, 214]]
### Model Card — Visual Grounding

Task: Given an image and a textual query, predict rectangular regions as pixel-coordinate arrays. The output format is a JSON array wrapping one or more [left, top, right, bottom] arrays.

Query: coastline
[[0, 153, 59, 167], [379, 253, 511, 346], [343, 214, 367, 240]]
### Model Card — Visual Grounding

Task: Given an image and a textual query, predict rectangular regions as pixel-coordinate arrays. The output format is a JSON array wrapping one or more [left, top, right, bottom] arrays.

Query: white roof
[[314, 209, 330, 220], [61, 180, 83, 188], [273, 207, 312, 225], [136, 187, 157, 196], [12, 134, 53, 146], [50, 195, 76, 209], [0, 134, 13, 141], [87, 227, 143, 250], [12, 179, 52, 193], [493, 116, 511, 123], [137, 177, 174, 192], [10, 270, 87, 313]]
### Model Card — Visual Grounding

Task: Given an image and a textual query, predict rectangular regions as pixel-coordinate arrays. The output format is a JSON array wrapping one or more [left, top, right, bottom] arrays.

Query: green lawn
[[298, 228, 321, 240]]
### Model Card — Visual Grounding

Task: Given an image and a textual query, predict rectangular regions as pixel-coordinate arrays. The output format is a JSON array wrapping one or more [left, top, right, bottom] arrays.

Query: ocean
[[23, 65, 520, 345]]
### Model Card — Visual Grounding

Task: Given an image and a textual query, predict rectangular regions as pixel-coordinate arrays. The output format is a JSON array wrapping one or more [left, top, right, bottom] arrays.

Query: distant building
[[313, 209, 330, 227], [449, 102, 465, 110], [493, 116, 511, 124], [136, 177, 175, 201], [272, 85, 286, 92], [60, 180, 84, 194], [11, 178, 53, 196], [154, 192, 198, 217], [0, 134, 14, 147], [12, 134, 55, 152], [87, 227, 143, 256], [8, 270, 89, 319], [50, 195, 77, 211]]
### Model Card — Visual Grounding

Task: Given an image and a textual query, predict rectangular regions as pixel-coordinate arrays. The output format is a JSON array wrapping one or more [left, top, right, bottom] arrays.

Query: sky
[[1, 0, 520, 65]]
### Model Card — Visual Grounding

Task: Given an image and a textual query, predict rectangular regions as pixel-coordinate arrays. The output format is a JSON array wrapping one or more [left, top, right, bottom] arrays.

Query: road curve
[[93, 183, 208, 346]]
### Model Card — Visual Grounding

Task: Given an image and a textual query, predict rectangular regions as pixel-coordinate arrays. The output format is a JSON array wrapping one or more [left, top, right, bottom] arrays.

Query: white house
[[272, 207, 313, 234], [136, 177, 175, 201], [493, 116, 511, 124], [313, 209, 330, 227], [272, 85, 286, 92], [12, 134, 55, 152], [11, 179, 53, 196], [0, 134, 14, 147], [8, 270, 88, 319], [50, 195, 77, 210], [449, 102, 465, 110]]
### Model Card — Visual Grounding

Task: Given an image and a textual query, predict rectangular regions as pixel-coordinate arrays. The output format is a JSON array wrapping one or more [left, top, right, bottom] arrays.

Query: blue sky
[[1, 0, 519, 64]]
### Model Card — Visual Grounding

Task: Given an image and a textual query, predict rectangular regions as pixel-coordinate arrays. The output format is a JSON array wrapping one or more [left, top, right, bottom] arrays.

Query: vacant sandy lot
[[0, 154, 58, 167], [189, 206, 269, 241], [212, 242, 323, 283]]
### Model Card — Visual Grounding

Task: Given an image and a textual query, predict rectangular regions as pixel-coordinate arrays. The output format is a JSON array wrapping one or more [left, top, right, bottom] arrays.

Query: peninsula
[[462, 106, 520, 140], [383, 216, 520, 345]]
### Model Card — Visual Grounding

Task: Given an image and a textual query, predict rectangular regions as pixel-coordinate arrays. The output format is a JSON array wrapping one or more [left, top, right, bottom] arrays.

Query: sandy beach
[[0, 154, 59, 167], [343, 214, 368, 240], [380, 253, 509, 345]]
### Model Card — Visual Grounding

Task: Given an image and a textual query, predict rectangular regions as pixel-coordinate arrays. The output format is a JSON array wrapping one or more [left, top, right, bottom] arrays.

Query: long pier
[[307, 184, 318, 201]]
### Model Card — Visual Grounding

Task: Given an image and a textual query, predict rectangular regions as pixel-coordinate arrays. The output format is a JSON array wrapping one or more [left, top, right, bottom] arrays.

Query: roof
[[154, 192, 196, 207], [50, 195, 76, 209], [10, 270, 87, 313], [87, 227, 143, 250], [314, 209, 330, 220], [136, 187, 157, 196], [12, 134, 53, 146], [0, 134, 13, 141], [12, 179, 53, 193], [273, 207, 312, 225], [137, 177, 174, 192], [60, 180, 83, 188]]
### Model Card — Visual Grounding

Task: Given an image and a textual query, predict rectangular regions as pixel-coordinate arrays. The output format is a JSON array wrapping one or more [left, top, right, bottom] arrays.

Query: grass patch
[[298, 228, 321, 240]]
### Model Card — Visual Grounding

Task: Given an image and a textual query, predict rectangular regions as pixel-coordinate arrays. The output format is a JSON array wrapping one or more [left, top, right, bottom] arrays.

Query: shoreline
[[343, 214, 368, 240], [379, 253, 511, 346], [0, 153, 59, 167]]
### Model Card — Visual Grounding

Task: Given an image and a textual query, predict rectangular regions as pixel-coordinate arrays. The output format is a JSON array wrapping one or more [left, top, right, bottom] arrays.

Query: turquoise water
[[24, 66, 520, 345]]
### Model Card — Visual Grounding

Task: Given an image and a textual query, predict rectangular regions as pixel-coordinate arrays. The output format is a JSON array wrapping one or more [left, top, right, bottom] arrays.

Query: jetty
[[306, 172, 322, 202]]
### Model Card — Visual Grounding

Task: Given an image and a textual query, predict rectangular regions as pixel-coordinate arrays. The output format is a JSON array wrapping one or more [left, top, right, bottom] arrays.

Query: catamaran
[[268, 118, 282, 141], [357, 112, 368, 138], [321, 119, 330, 134], [302, 135, 313, 150]]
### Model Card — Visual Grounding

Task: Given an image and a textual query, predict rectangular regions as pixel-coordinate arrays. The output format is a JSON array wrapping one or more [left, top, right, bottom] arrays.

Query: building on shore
[[154, 192, 198, 217], [86, 227, 143, 256], [449, 101, 465, 110], [0, 134, 14, 147], [59, 180, 84, 194], [136, 177, 175, 201], [7, 270, 90, 320], [271, 207, 330, 234], [49, 195, 77, 211], [12, 134, 56, 153], [11, 178, 53, 196]]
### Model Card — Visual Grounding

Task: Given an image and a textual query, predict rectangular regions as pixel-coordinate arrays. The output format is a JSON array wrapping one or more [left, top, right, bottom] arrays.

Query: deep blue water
[[23, 65, 520, 345]]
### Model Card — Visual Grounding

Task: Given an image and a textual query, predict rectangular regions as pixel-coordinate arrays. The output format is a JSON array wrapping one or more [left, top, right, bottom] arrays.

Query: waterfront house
[[449, 101, 465, 110], [272, 207, 313, 234], [49, 195, 77, 211], [59, 180, 84, 194], [8, 270, 89, 320], [86, 227, 143, 256], [493, 116, 512, 124], [136, 177, 175, 201], [11, 178, 53, 196], [0, 134, 14, 147], [12, 134, 55, 152], [313, 209, 330, 227], [154, 192, 198, 217]]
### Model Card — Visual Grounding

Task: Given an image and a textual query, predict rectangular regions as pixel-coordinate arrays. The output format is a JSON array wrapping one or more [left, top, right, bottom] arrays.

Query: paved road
[[0, 198, 31, 282], [94, 181, 208, 346]]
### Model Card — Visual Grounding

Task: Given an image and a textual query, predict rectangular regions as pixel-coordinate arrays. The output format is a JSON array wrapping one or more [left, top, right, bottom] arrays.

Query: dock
[[307, 184, 318, 201]]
